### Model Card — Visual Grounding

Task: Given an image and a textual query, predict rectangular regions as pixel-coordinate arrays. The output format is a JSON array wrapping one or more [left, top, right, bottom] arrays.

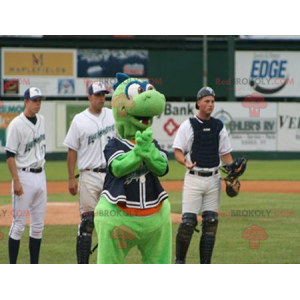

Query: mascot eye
[[127, 83, 144, 99], [146, 84, 155, 91]]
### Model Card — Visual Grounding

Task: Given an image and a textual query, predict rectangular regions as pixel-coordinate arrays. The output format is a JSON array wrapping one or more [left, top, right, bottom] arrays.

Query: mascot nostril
[[94, 73, 172, 264]]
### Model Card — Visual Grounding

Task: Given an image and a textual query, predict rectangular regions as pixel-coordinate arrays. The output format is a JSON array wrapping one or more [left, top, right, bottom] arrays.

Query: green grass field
[[0, 191, 299, 264], [0, 160, 300, 182], [0, 160, 299, 264]]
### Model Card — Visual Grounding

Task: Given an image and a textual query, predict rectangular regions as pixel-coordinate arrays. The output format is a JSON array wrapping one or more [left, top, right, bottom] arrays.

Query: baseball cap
[[196, 86, 215, 100], [195, 86, 215, 109], [88, 82, 109, 95], [24, 87, 43, 100]]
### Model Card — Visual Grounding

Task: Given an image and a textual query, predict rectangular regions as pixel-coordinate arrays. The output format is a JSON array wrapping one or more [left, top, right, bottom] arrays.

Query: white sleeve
[[63, 117, 80, 151], [5, 121, 20, 154], [219, 126, 233, 156], [172, 120, 193, 153]]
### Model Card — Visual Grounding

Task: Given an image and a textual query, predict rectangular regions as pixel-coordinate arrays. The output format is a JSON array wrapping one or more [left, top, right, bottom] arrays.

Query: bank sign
[[235, 51, 300, 97]]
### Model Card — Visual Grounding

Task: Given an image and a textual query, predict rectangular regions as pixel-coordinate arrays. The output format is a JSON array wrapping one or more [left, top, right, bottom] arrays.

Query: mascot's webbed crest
[[113, 73, 130, 91], [111, 72, 166, 140]]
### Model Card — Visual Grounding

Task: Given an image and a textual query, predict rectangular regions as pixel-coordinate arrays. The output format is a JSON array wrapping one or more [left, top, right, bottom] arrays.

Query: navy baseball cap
[[195, 86, 215, 109], [88, 82, 109, 95], [24, 87, 43, 100], [196, 86, 215, 100]]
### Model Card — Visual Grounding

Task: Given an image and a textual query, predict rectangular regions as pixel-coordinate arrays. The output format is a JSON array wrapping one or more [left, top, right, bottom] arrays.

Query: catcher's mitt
[[221, 156, 248, 178], [224, 177, 240, 197], [221, 156, 248, 197]]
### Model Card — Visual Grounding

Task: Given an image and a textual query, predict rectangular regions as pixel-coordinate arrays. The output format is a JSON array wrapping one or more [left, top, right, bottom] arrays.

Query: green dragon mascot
[[94, 73, 171, 264]]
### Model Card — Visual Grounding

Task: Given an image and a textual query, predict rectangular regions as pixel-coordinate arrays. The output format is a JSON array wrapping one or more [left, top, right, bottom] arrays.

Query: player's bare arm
[[221, 153, 233, 165], [6, 157, 24, 196], [174, 148, 196, 170], [67, 148, 78, 196]]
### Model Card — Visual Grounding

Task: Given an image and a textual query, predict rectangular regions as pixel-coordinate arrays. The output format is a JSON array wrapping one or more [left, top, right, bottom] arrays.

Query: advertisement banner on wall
[[152, 102, 196, 152], [213, 102, 277, 151], [152, 102, 278, 152], [278, 103, 300, 151], [1, 48, 147, 97], [75, 77, 117, 97], [235, 51, 300, 97], [2, 101, 298, 154], [2, 48, 75, 77], [77, 49, 148, 78], [1, 48, 76, 97], [0, 102, 24, 152], [0, 101, 55, 154]]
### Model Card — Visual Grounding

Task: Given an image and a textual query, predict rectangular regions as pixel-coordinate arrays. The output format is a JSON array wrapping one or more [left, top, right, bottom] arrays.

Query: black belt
[[22, 167, 43, 173], [86, 168, 106, 173], [189, 170, 218, 177], [75, 167, 107, 178]]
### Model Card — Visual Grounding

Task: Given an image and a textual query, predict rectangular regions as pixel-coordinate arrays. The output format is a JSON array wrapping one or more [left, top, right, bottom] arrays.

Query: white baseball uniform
[[63, 107, 117, 214], [5, 112, 47, 240], [173, 115, 232, 214]]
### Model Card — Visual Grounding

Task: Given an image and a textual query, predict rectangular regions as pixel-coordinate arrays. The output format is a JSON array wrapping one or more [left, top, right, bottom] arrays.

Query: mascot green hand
[[133, 127, 167, 176], [134, 129, 154, 158], [94, 73, 172, 264]]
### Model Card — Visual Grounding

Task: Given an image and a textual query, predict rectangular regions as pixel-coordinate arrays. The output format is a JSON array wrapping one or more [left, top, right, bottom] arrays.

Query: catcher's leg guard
[[175, 213, 197, 264], [200, 211, 218, 264], [77, 211, 94, 264]]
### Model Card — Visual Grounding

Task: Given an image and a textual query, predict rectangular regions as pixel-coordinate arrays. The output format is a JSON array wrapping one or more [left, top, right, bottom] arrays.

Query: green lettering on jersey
[[88, 125, 115, 145], [24, 134, 45, 153]]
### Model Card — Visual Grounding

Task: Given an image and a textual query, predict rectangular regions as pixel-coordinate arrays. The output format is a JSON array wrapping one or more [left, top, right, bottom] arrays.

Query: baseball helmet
[[195, 86, 215, 109]]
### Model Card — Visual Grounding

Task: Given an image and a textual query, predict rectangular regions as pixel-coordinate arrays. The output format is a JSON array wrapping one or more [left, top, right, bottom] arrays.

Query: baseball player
[[173, 87, 233, 264], [5, 87, 47, 264], [64, 82, 117, 264]]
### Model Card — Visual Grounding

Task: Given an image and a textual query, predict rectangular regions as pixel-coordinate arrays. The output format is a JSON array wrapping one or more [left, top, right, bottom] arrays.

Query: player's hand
[[69, 178, 78, 196], [14, 180, 24, 196], [184, 158, 197, 170]]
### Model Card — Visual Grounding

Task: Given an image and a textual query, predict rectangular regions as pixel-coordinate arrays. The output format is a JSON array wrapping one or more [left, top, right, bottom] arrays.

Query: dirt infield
[[1, 180, 300, 195], [0, 203, 199, 227], [1, 180, 299, 227]]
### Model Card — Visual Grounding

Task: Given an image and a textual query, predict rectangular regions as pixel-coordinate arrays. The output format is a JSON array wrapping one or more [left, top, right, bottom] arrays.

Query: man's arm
[[67, 148, 78, 196], [221, 152, 233, 165], [6, 157, 24, 196], [174, 148, 196, 170]]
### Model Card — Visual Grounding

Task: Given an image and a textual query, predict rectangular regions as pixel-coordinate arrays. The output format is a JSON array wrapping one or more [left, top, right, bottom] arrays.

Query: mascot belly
[[94, 73, 171, 264]]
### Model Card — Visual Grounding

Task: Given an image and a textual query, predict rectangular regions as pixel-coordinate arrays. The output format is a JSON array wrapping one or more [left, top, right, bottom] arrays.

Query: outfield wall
[[0, 101, 300, 160]]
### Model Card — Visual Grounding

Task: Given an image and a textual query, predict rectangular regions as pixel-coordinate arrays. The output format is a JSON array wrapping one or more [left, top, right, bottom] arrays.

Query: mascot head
[[111, 73, 166, 141]]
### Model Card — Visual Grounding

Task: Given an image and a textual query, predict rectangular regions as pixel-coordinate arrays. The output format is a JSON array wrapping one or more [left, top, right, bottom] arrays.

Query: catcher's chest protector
[[189, 117, 223, 168]]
